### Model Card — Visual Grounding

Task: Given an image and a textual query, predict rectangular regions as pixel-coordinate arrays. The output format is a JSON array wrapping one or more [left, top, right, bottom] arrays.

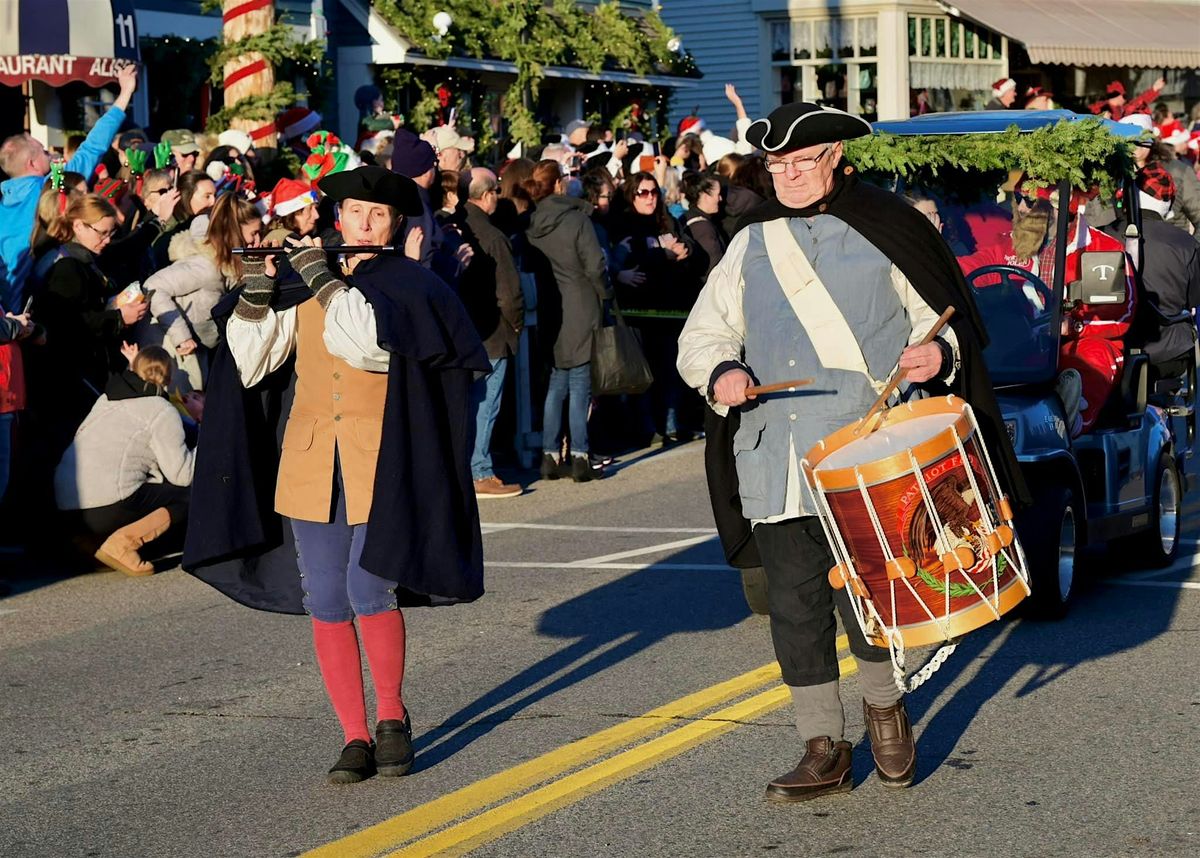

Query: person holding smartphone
[[609, 170, 699, 444]]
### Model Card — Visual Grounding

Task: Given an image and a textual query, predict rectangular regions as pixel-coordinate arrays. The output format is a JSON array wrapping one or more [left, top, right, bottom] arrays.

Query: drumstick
[[745, 377, 815, 397], [854, 305, 956, 436]]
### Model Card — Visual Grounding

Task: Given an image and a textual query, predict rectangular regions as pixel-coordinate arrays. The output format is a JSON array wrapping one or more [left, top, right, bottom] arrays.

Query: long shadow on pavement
[[871, 548, 1186, 785], [412, 544, 748, 771]]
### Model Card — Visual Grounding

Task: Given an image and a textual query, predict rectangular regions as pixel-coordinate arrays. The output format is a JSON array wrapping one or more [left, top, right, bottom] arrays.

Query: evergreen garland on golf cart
[[844, 119, 1138, 198]]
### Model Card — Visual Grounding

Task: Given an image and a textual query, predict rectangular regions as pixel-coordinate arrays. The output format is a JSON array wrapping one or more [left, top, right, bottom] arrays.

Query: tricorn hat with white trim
[[744, 103, 872, 153]]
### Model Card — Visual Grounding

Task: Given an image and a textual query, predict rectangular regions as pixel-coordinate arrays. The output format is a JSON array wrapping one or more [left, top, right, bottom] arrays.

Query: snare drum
[[802, 395, 1030, 650]]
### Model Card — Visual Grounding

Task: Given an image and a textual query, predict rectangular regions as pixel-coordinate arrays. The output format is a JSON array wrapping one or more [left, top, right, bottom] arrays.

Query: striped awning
[[0, 0, 140, 87], [949, 0, 1200, 69]]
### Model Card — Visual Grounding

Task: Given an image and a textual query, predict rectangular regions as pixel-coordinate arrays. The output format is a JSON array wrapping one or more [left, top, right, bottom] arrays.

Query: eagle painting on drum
[[804, 396, 1029, 649]]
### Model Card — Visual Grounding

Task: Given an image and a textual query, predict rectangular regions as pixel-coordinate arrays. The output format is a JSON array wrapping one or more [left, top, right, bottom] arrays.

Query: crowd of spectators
[[0, 65, 1196, 583]]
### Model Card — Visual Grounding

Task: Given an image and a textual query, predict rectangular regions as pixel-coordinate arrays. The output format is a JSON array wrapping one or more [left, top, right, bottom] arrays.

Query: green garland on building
[[199, 0, 327, 135], [845, 119, 1137, 197], [205, 23, 326, 87], [372, 0, 693, 145]]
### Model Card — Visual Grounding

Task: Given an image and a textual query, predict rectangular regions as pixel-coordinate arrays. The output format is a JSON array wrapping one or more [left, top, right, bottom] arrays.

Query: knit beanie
[[389, 129, 437, 178]]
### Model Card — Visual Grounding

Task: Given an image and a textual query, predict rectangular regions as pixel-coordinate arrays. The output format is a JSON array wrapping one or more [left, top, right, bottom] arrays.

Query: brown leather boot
[[863, 698, 916, 788], [94, 508, 172, 577], [765, 737, 853, 802]]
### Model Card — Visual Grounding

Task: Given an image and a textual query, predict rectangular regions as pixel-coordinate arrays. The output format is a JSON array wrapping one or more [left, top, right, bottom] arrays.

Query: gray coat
[[1164, 158, 1200, 237], [525, 195, 611, 368], [1139, 211, 1200, 363]]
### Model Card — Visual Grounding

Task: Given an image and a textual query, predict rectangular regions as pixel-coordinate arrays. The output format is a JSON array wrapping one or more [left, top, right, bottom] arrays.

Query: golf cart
[[861, 110, 1195, 617]]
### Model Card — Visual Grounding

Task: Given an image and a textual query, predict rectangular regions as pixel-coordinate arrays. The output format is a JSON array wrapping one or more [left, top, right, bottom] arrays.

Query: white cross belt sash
[[761, 217, 886, 394]]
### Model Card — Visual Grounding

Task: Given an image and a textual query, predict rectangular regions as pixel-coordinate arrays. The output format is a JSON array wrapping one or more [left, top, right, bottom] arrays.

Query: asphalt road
[[1, 441, 1197, 858]]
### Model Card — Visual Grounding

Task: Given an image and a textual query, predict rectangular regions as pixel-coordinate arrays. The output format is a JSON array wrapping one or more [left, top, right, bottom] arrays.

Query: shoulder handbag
[[590, 299, 654, 396]]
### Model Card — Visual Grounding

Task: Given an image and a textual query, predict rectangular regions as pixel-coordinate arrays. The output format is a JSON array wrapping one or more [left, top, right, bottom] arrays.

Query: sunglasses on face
[[635, 188, 658, 198]]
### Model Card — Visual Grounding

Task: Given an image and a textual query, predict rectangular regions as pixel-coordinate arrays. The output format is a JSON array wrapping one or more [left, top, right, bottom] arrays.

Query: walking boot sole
[[94, 549, 154, 577], [327, 768, 371, 785], [877, 765, 915, 789], [376, 758, 414, 778], [764, 778, 852, 803]]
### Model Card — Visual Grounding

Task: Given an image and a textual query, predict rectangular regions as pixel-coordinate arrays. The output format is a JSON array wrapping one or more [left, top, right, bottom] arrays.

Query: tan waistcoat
[[275, 297, 389, 524]]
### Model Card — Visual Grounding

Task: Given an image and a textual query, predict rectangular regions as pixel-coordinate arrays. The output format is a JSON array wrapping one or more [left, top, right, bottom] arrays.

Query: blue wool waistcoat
[[735, 216, 914, 520]]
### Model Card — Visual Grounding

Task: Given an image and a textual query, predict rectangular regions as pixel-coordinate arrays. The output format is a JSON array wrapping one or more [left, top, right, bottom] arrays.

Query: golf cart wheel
[[1127, 455, 1182, 568], [1023, 485, 1078, 620], [740, 566, 770, 615]]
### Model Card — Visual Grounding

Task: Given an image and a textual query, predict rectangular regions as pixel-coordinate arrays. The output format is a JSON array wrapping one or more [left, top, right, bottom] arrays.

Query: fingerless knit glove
[[288, 245, 347, 309], [233, 257, 276, 322]]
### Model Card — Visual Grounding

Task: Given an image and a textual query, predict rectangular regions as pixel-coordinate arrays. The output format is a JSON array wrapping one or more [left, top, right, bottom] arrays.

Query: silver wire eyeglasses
[[763, 146, 833, 174]]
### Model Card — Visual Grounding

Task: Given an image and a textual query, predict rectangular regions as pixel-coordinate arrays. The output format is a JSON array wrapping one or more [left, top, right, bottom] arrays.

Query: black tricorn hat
[[744, 103, 872, 153], [318, 165, 423, 216]]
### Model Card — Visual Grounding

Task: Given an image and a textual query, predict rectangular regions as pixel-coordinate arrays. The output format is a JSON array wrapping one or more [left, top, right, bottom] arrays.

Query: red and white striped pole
[[221, 0, 279, 149]]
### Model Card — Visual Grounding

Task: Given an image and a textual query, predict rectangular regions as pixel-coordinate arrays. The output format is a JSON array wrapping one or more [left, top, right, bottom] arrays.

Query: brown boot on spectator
[[765, 737, 853, 802], [863, 698, 916, 787], [94, 508, 171, 577]]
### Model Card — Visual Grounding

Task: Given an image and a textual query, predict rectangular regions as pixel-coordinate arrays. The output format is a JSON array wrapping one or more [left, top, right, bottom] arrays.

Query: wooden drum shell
[[804, 397, 1027, 648]]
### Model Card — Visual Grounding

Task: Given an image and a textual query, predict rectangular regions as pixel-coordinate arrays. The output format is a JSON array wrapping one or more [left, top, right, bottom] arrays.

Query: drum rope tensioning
[[799, 307, 1032, 694]]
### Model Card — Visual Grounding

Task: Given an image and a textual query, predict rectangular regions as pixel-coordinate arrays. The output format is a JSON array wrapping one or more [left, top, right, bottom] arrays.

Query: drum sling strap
[[761, 218, 888, 395]]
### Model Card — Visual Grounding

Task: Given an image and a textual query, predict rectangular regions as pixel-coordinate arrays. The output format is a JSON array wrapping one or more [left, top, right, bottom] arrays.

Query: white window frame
[[769, 16, 879, 116]]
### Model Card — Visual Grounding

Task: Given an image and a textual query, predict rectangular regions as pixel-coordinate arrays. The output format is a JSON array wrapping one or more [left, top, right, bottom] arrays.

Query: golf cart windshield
[[912, 179, 1068, 386]]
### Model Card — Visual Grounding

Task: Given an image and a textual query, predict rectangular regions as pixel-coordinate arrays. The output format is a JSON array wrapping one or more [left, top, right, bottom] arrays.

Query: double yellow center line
[[307, 636, 854, 858]]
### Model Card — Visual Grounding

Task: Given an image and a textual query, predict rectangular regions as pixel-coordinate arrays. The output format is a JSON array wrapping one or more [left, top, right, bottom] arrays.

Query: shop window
[[771, 21, 790, 62], [770, 14, 882, 118], [858, 17, 877, 57], [793, 19, 813, 60], [817, 64, 847, 111]]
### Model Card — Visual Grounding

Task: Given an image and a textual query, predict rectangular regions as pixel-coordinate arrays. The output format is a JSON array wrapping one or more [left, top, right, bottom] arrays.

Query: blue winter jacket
[[0, 106, 126, 309]]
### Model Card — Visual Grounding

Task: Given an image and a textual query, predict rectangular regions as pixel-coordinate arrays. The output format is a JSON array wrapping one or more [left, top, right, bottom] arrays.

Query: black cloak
[[182, 253, 492, 613], [705, 163, 1031, 569]]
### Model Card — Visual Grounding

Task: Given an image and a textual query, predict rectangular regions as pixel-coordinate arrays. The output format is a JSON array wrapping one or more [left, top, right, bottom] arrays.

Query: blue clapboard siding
[[659, 0, 762, 136]]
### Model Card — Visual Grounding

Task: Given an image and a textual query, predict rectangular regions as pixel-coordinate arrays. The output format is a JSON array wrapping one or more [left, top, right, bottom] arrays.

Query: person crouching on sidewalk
[[54, 344, 199, 575]]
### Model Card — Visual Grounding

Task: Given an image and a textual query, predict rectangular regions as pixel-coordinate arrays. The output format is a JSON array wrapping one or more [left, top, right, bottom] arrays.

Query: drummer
[[678, 103, 1022, 800]]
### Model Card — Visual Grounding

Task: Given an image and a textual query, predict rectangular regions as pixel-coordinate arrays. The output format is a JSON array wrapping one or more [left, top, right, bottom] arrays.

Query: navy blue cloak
[[181, 253, 492, 614]]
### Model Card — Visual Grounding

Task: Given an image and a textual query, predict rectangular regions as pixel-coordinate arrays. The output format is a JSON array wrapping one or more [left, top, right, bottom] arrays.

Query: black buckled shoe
[[327, 739, 375, 785], [375, 715, 414, 777]]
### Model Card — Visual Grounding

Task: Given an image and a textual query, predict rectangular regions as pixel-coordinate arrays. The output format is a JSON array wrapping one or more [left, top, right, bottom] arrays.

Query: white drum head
[[816, 412, 960, 471]]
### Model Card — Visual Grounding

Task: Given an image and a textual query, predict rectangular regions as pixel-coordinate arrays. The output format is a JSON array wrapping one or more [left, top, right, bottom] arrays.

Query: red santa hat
[[269, 178, 319, 218], [1158, 119, 1189, 147], [991, 78, 1016, 97], [276, 106, 322, 141], [1105, 80, 1126, 98], [677, 115, 705, 137]]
